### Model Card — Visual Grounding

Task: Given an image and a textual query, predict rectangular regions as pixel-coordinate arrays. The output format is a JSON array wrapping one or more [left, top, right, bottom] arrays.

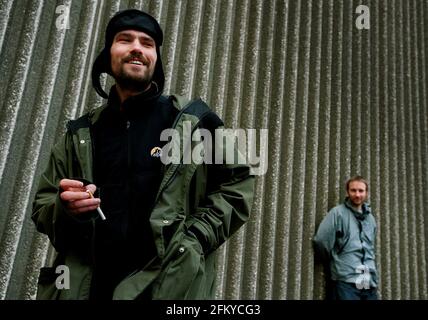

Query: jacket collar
[[108, 85, 161, 117], [88, 84, 164, 124], [344, 197, 371, 220]]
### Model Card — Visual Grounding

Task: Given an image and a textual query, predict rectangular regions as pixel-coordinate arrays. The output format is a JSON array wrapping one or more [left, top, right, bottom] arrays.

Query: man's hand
[[59, 179, 100, 215]]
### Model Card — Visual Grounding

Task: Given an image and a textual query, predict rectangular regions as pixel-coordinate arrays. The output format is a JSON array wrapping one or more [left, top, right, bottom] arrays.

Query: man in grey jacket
[[313, 176, 378, 300]]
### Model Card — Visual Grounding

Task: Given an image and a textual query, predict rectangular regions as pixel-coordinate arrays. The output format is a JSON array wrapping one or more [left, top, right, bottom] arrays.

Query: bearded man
[[32, 9, 254, 300]]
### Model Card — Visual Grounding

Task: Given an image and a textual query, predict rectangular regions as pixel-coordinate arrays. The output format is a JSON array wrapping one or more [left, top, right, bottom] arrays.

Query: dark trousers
[[331, 281, 378, 300]]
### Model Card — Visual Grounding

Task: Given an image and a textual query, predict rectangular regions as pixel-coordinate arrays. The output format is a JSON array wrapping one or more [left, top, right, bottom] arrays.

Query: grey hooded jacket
[[313, 198, 378, 287]]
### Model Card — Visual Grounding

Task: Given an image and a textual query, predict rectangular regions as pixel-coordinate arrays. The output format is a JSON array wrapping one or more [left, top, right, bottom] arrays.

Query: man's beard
[[114, 54, 154, 92], [114, 67, 154, 92], [350, 196, 366, 206]]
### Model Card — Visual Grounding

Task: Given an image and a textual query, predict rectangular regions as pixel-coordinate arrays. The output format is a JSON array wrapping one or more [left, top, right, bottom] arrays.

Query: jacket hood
[[92, 9, 165, 99], [344, 197, 371, 220]]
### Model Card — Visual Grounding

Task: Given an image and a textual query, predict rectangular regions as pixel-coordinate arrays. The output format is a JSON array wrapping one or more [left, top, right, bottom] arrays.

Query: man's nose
[[129, 40, 144, 53]]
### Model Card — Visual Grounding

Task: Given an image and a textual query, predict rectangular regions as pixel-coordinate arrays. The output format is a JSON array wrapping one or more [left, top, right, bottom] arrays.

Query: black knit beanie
[[92, 9, 164, 98]]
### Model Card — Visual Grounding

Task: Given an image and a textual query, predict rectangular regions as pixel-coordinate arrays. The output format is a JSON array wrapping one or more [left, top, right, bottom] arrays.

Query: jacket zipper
[[88, 116, 98, 270]]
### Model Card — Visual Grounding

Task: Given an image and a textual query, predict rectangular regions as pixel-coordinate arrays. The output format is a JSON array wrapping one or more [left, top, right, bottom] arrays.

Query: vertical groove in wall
[[301, 0, 322, 300], [148, 0, 164, 22], [210, 0, 236, 299], [288, 0, 309, 299], [395, 0, 410, 300], [425, 2, 428, 290], [0, 0, 427, 300], [192, 0, 217, 101], [410, 0, 427, 299], [360, 3, 371, 187], [129, 0, 148, 11], [223, 0, 248, 127], [227, 0, 260, 299], [360, 0, 374, 294], [55, 0, 100, 133], [3, 0, 71, 299], [274, 0, 301, 300], [0, 0, 15, 117], [269, 0, 290, 300], [216, 0, 249, 298], [283, 2, 302, 299], [206, 0, 233, 119], [378, 0, 392, 300], [175, 1, 203, 97], [0, 0, 13, 54], [77, 0, 107, 118], [241, 0, 275, 299], [339, 0, 352, 183], [328, 0, 342, 207], [368, 0, 382, 297], [0, 0, 45, 299], [159, 0, 181, 95], [216, 0, 244, 298], [87, 0, 117, 111], [351, 0, 362, 177], [313, 0, 333, 300], [403, 0, 419, 300], [398, 0, 410, 299], [225, 0, 265, 299], [0, 0, 43, 183], [418, 0, 428, 299], [387, 0, 400, 300]]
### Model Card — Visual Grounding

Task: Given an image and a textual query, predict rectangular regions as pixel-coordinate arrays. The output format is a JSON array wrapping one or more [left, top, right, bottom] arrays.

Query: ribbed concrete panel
[[0, 0, 427, 300]]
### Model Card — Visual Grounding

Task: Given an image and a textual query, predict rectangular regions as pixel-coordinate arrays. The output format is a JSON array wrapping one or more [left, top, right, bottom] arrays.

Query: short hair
[[346, 176, 369, 192]]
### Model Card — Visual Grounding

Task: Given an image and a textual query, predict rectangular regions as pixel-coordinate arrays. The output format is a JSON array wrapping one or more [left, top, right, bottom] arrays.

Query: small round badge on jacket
[[150, 146, 162, 158]]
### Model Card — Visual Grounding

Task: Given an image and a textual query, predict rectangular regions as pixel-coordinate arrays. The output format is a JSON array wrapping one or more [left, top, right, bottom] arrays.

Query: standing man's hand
[[59, 179, 100, 215]]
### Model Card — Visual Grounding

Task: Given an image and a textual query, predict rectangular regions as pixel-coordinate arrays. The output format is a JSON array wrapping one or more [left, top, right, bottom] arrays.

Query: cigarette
[[86, 190, 106, 220]]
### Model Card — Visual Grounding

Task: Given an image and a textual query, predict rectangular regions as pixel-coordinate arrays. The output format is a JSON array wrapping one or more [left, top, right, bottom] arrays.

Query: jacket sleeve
[[313, 210, 337, 265], [32, 133, 95, 252], [186, 129, 255, 254]]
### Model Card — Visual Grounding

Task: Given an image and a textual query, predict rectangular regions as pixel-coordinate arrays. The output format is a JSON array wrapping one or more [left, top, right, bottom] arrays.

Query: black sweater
[[90, 86, 178, 299]]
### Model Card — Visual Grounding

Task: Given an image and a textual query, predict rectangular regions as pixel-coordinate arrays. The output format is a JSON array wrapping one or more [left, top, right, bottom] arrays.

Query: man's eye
[[142, 41, 154, 47]]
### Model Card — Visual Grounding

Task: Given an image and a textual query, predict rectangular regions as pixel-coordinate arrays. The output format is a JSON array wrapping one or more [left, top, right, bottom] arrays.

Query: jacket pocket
[[152, 232, 205, 299], [36, 267, 61, 300]]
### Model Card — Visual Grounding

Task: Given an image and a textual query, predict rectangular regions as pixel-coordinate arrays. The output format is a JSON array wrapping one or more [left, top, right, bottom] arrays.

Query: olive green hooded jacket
[[32, 95, 255, 300]]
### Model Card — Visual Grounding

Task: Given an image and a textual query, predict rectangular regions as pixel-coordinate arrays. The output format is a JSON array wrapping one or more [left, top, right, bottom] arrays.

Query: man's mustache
[[122, 53, 150, 65]]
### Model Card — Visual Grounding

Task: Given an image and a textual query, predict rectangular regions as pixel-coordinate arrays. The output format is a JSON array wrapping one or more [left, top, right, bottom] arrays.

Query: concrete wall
[[0, 0, 427, 299]]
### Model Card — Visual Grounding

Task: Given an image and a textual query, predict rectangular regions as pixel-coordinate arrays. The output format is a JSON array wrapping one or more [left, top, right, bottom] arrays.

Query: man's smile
[[127, 60, 144, 65], [123, 54, 149, 67]]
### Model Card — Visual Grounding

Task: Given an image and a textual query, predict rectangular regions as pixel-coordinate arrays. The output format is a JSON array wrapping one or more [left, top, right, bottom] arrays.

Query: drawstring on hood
[[91, 9, 165, 99]]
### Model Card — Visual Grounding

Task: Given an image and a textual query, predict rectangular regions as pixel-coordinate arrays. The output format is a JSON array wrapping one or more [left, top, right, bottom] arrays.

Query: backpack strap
[[171, 95, 224, 131], [66, 113, 91, 134], [66, 96, 224, 134]]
